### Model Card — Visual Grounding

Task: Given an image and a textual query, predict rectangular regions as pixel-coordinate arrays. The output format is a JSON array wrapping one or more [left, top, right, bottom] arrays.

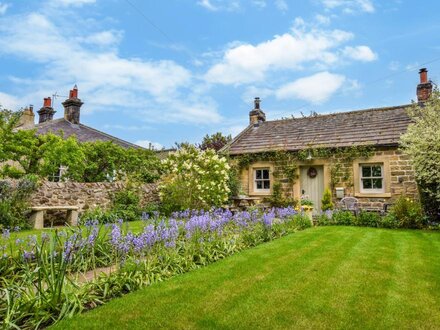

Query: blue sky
[[0, 0, 439, 149]]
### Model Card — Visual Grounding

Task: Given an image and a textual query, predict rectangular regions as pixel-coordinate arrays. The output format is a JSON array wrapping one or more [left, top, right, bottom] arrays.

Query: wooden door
[[300, 166, 324, 213]]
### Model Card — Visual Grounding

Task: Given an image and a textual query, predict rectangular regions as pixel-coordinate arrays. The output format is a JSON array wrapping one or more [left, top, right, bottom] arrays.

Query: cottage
[[17, 85, 140, 149], [224, 69, 433, 212]]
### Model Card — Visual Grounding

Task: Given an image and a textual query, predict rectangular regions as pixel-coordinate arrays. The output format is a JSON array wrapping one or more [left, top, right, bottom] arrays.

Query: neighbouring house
[[223, 68, 434, 212], [17, 85, 140, 149]]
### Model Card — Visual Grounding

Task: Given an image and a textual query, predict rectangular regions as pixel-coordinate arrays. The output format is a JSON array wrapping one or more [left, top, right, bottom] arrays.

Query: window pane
[[262, 170, 269, 179], [256, 181, 262, 189], [372, 178, 383, 189], [372, 165, 382, 177], [263, 181, 270, 189], [362, 166, 371, 177], [255, 170, 262, 179], [362, 179, 372, 189]]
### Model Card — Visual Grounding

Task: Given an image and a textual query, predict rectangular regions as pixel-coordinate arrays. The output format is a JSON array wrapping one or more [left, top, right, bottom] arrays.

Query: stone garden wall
[[30, 181, 159, 213]]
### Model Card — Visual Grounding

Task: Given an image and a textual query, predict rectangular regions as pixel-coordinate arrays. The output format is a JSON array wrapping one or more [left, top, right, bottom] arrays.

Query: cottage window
[[360, 164, 384, 193], [254, 168, 270, 192]]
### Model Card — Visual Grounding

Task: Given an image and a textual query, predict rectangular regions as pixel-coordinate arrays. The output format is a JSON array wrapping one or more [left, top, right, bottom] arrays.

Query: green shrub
[[389, 196, 427, 229], [0, 175, 38, 229], [79, 207, 119, 224], [321, 188, 334, 211], [316, 213, 332, 226], [112, 186, 142, 222], [378, 214, 399, 229], [332, 210, 356, 226], [290, 214, 313, 230], [356, 211, 381, 227]]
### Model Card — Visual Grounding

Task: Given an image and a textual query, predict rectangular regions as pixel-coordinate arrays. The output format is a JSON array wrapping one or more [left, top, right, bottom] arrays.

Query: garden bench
[[338, 197, 360, 215], [29, 206, 79, 229]]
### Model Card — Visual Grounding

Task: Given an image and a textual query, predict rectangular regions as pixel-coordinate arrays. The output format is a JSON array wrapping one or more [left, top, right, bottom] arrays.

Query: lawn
[[53, 226, 440, 329]]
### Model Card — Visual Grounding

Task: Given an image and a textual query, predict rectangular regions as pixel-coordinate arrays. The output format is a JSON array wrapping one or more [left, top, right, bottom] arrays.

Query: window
[[360, 164, 384, 193], [254, 168, 270, 191]]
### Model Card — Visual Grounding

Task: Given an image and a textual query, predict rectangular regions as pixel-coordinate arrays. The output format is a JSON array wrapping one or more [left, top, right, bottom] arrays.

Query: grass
[[52, 226, 440, 329]]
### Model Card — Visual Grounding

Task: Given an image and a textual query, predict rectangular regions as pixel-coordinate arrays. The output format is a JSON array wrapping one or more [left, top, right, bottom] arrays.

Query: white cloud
[[78, 30, 123, 47], [0, 12, 222, 124], [274, 0, 288, 12], [197, 0, 240, 11], [275, 71, 346, 104], [342, 45, 377, 61], [135, 140, 163, 150], [0, 2, 9, 15], [252, 0, 266, 9], [315, 14, 331, 25], [388, 61, 399, 71], [49, 0, 96, 7], [320, 0, 375, 13], [204, 21, 354, 85], [0, 91, 21, 109]]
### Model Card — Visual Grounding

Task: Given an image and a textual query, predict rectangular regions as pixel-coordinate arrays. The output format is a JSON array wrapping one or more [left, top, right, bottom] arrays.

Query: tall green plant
[[400, 89, 440, 219], [321, 188, 334, 211]]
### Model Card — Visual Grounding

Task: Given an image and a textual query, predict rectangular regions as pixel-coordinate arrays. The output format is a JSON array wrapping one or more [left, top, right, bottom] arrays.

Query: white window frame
[[360, 163, 384, 194], [254, 168, 271, 193]]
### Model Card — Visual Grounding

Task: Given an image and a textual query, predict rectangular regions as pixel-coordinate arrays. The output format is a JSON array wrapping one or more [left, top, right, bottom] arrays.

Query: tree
[[400, 89, 440, 219], [159, 145, 230, 213], [198, 132, 232, 152]]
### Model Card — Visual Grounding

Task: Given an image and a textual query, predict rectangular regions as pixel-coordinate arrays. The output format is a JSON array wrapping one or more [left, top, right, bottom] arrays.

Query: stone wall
[[30, 181, 159, 213]]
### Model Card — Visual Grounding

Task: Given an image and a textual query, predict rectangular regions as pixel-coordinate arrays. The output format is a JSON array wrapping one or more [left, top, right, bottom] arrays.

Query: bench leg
[[30, 211, 45, 229], [66, 210, 79, 226]]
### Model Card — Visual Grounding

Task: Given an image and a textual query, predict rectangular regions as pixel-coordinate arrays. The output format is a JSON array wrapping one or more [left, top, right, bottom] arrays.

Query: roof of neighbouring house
[[35, 118, 141, 149], [225, 104, 413, 155]]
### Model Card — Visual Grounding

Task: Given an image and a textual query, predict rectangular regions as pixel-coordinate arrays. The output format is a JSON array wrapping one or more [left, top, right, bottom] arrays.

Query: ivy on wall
[[228, 145, 374, 197]]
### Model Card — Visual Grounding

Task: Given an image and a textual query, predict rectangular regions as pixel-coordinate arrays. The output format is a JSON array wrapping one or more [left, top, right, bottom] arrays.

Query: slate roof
[[35, 118, 140, 149], [226, 105, 413, 155]]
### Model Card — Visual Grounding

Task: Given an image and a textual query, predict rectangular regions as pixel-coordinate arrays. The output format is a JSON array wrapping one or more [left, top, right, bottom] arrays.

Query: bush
[[388, 195, 427, 229], [321, 188, 334, 211], [356, 211, 381, 227], [112, 186, 142, 222], [79, 207, 119, 224], [331, 210, 356, 225], [378, 214, 399, 229], [290, 214, 313, 230], [159, 146, 230, 213], [0, 176, 38, 229]]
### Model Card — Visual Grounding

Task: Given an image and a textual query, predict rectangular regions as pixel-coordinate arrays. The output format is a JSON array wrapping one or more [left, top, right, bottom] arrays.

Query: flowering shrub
[[159, 146, 230, 213], [0, 207, 306, 329]]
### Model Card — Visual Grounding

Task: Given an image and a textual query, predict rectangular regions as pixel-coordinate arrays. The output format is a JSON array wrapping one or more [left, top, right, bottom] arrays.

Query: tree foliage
[[0, 108, 161, 183], [400, 89, 440, 218], [159, 145, 230, 213], [198, 132, 232, 152]]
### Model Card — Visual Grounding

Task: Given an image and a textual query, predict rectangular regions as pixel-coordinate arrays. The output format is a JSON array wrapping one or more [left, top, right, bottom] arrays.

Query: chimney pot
[[63, 85, 83, 124], [419, 68, 428, 84], [43, 97, 52, 108], [249, 97, 266, 125]]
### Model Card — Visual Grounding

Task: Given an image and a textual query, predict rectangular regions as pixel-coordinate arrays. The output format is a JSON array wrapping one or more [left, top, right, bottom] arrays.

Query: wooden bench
[[30, 206, 79, 229]]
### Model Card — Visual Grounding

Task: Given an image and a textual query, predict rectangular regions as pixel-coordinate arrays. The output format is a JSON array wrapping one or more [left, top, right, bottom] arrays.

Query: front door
[[300, 166, 324, 213]]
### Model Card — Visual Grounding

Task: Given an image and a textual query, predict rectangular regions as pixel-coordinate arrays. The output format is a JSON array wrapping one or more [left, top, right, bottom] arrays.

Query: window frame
[[359, 163, 384, 194], [253, 167, 271, 193]]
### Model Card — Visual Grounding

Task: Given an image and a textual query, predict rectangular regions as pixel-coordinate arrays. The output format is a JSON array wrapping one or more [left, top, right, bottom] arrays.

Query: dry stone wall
[[31, 181, 159, 213]]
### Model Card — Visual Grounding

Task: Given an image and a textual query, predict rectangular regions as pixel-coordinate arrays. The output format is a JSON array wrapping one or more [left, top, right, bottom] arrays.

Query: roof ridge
[[78, 123, 142, 149], [265, 104, 412, 124]]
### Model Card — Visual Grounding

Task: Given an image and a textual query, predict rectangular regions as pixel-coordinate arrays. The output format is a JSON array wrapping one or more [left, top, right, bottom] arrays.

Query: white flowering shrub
[[159, 146, 230, 212], [400, 89, 440, 218]]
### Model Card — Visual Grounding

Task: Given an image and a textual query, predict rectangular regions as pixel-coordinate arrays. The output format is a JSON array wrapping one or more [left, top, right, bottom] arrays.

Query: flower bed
[[0, 207, 310, 329]]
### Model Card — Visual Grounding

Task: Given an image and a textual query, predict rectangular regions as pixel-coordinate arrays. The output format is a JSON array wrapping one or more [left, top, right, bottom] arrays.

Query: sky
[[0, 0, 439, 149]]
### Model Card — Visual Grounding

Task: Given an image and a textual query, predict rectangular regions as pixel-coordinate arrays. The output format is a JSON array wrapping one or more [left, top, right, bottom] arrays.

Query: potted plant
[[300, 198, 314, 222]]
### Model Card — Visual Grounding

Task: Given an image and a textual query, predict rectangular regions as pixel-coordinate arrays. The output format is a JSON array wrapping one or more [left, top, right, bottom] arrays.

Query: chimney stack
[[417, 68, 432, 102], [62, 85, 83, 124], [37, 97, 56, 123], [249, 97, 266, 125], [17, 105, 35, 129]]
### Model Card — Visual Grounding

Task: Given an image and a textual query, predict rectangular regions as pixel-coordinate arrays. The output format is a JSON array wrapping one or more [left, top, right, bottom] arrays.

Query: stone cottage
[[223, 68, 433, 212]]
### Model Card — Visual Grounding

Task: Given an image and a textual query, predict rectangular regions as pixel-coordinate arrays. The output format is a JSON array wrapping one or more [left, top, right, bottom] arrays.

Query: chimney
[[62, 85, 83, 124], [249, 97, 266, 125], [417, 68, 433, 102], [17, 105, 35, 129], [37, 97, 56, 123]]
